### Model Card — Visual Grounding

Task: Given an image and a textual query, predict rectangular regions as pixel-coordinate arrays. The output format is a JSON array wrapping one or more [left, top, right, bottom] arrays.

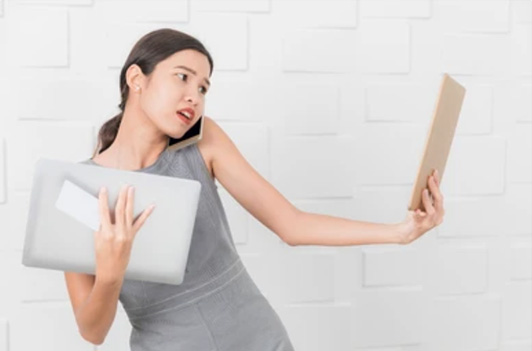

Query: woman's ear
[[126, 64, 145, 91]]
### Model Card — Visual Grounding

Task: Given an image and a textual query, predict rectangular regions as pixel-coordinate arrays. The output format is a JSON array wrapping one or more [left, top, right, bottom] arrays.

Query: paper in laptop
[[55, 179, 101, 231], [54, 179, 147, 232]]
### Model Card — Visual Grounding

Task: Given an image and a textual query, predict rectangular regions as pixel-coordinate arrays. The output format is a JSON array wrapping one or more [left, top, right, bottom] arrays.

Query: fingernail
[[100, 187, 106, 194]]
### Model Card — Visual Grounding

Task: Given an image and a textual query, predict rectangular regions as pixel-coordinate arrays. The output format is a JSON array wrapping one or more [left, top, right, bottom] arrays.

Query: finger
[[125, 186, 134, 228], [429, 172, 445, 221], [115, 185, 128, 233], [428, 176, 443, 210], [422, 188, 435, 216], [416, 208, 427, 219], [132, 204, 156, 234], [98, 187, 111, 230]]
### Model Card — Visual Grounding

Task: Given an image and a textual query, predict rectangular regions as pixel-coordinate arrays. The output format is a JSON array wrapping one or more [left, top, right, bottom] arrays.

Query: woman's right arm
[[65, 184, 155, 345], [64, 272, 123, 345]]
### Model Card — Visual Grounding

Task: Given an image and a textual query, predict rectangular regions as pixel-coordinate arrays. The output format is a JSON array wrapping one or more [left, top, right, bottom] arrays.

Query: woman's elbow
[[80, 329, 105, 346]]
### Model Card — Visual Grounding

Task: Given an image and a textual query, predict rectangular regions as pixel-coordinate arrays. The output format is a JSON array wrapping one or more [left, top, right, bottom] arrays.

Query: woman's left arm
[[288, 211, 401, 246], [289, 169, 445, 246], [205, 116, 444, 247]]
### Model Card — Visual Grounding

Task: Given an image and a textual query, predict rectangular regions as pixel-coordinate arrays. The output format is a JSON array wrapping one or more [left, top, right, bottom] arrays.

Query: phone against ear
[[167, 115, 204, 152]]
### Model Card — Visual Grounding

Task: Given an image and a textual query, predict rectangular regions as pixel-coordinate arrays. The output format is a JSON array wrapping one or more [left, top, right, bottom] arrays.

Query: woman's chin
[[167, 128, 188, 140]]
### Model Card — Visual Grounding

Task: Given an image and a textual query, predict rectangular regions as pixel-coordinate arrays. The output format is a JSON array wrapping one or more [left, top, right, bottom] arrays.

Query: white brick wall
[[0, 0, 530, 350]]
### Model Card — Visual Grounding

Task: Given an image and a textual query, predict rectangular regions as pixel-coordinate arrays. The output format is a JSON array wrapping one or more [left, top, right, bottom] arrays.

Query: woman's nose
[[185, 90, 200, 105]]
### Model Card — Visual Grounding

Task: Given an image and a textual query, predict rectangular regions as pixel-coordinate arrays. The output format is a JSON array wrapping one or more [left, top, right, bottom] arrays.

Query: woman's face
[[137, 49, 211, 139]]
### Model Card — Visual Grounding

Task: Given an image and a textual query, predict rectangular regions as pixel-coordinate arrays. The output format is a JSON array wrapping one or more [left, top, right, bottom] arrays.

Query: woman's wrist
[[393, 221, 409, 245]]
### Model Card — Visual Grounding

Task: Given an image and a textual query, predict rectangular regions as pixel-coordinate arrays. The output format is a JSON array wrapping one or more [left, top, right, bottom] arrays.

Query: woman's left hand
[[397, 169, 445, 245]]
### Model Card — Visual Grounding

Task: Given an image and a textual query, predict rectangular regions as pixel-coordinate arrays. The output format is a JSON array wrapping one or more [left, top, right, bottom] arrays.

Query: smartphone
[[167, 115, 204, 152]]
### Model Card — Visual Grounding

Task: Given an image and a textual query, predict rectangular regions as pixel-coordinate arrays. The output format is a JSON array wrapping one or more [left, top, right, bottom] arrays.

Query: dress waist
[[124, 257, 246, 321]]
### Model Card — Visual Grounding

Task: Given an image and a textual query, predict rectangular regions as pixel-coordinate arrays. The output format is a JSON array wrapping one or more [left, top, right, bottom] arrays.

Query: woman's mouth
[[176, 111, 192, 125]]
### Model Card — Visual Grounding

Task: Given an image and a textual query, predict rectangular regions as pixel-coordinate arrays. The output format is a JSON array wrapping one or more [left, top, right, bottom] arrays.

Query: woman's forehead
[[161, 50, 210, 73]]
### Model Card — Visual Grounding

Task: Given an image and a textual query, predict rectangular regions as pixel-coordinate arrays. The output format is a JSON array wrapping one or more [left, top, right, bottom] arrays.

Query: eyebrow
[[173, 65, 211, 86]]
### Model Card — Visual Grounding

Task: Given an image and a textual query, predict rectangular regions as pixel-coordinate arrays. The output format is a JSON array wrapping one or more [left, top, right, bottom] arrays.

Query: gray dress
[[80, 143, 295, 351]]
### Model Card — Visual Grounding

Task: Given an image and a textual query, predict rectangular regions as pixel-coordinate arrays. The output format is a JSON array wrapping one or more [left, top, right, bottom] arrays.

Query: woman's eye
[[176, 73, 207, 94]]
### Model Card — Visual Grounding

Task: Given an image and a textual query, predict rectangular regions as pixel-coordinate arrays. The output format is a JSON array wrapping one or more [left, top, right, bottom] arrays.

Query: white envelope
[[55, 179, 101, 231]]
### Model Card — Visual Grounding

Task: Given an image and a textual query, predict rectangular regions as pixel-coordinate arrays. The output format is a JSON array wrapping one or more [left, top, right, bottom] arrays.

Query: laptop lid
[[21, 158, 201, 285]]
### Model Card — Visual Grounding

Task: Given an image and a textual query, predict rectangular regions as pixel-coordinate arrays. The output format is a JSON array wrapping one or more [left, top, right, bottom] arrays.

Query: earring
[[135, 85, 140, 91]]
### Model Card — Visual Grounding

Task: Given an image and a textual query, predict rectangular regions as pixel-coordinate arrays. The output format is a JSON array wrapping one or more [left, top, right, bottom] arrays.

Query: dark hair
[[92, 28, 214, 158]]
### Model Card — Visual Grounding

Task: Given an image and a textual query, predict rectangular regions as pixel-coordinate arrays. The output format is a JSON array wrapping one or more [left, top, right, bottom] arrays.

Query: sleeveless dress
[[79, 143, 295, 351]]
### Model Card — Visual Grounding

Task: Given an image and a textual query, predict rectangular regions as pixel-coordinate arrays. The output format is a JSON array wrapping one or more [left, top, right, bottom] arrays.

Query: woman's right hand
[[94, 184, 156, 284]]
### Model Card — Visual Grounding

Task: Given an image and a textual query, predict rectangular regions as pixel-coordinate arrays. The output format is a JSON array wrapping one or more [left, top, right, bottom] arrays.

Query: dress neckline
[[87, 146, 169, 172]]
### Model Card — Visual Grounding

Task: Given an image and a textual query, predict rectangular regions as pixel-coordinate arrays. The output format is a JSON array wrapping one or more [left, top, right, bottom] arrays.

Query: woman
[[64, 28, 444, 350]]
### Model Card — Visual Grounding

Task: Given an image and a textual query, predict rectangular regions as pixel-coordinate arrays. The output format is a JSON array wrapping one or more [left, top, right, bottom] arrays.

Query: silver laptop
[[21, 157, 201, 285]]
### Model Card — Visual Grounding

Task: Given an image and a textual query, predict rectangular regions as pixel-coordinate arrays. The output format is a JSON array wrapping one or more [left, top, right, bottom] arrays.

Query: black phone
[[167, 115, 204, 151]]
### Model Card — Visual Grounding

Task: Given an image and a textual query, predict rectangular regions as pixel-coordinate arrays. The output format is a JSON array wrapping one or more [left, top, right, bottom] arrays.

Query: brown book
[[408, 73, 466, 212]]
